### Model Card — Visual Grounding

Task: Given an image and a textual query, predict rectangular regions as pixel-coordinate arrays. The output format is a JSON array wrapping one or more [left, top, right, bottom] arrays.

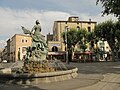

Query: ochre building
[[47, 16, 97, 52], [7, 34, 32, 62]]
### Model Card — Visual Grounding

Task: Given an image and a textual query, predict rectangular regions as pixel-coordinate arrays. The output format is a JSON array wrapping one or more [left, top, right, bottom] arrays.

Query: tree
[[77, 29, 88, 52], [62, 29, 78, 49], [114, 21, 120, 56], [115, 21, 120, 44], [96, 0, 120, 20], [85, 31, 100, 61], [94, 20, 120, 61], [86, 32, 94, 50], [62, 29, 78, 61], [62, 28, 86, 61], [85, 31, 99, 52]]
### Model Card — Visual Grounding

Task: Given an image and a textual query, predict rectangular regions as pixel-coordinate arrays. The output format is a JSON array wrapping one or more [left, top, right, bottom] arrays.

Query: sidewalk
[[76, 73, 120, 90]]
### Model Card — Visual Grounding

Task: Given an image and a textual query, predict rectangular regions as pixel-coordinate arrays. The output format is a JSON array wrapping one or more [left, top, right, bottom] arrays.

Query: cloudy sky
[[0, 0, 117, 48]]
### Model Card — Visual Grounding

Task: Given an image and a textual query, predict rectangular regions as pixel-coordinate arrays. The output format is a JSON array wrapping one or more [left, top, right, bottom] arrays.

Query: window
[[77, 26, 80, 31], [22, 39, 28, 43], [22, 47, 26, 53], [88, 27, 91, 32], [22, 39, 24, 43], [99, 42, 104, 46], [52, 46, 58, 52]]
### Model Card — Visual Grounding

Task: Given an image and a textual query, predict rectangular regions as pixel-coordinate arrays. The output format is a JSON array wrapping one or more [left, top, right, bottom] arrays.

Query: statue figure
[[22, 20, 48, 60], [18, 48, 20, 61]]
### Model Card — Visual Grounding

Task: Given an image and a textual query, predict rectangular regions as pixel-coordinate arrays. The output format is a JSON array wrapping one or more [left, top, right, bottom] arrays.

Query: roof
[[55, 20, 97, 23], [6, 34, 31, 42], [48, 52, 65, 55]]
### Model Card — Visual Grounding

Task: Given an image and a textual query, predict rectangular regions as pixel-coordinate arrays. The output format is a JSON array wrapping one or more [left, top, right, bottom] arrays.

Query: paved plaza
[[0, 61, 120, 90]]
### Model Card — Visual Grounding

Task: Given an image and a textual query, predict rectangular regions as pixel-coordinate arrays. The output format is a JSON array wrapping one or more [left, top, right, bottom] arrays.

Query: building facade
[[0, 47, 7, 61], [0, 48, 3, 62], [48, 16, 97, 52], [7, 34, 32, 62]]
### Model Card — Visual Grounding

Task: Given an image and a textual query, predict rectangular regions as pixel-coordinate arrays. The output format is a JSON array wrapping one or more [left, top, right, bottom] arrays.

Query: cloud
[[0, 7, 71, 48], [0, 7, 70, 37], [0, 40, 6, 48], [45, 0, 102, 15], [76, 12, 117, 23], [1, 8, 70, 33], [0, 7, 117, 48], [93, 14, 117, 23]]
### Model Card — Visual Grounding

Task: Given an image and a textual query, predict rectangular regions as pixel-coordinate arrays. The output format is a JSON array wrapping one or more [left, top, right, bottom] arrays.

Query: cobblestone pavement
[[0, 61, 120, 90]]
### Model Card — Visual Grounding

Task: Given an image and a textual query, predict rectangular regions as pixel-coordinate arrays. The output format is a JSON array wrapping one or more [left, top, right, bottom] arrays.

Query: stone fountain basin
[[0, 67, 78, 84]]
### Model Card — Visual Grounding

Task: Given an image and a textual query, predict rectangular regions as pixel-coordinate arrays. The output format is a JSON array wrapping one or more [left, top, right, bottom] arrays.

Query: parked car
[[2, 60, 7, 63]]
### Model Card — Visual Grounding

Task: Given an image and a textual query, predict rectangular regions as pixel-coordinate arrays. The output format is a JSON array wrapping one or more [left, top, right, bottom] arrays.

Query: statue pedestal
[[22, 60, 55, 73]]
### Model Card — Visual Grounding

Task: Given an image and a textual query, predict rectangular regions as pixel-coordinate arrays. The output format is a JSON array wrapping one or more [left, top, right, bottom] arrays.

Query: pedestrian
[[104, 53, 107, 62], [79, 56, 82, 62]]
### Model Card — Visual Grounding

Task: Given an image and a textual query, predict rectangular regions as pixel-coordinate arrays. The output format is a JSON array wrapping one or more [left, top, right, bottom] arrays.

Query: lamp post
[[102, 38, 105, 60], [65, 26, 69, 64]]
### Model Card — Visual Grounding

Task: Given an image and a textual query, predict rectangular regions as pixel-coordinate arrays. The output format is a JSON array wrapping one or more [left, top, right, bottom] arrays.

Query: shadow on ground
[[0, 83, 45, 90], [66, 61, 120, 74]]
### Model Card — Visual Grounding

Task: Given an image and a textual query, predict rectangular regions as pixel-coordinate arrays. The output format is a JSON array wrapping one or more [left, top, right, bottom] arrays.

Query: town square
[[0, 0, 120, 90]]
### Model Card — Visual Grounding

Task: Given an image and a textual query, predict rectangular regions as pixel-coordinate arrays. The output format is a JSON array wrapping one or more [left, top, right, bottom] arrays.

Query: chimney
[[68, 16, 79, 21], [89, 19, 91, 22]]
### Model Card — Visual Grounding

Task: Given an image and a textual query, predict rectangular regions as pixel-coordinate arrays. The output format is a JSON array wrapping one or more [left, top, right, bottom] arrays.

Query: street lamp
[[65, 26, 69, 64], [101, 30, 105, 60]]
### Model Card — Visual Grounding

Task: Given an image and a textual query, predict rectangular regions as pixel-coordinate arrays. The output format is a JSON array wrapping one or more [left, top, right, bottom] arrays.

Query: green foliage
[[94, 20, 115, 40], [77, 28, 86, 40], [96, 0, 120, 20], [115, 21, 120, 41], [67, 29, 78, 47], [80, 44, 87, 52], [61, 32, 66, 44], [62, 28, 79, 49], [94, 20, 120, 61], [86, 32, 96, 42], [62, 28, 87, 50], [94, 20, 120, 51], [114, 21, 120, 51]]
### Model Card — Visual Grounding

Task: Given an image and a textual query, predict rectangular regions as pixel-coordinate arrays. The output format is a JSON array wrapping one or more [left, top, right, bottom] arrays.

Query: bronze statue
[[22, 20, 48, 60]]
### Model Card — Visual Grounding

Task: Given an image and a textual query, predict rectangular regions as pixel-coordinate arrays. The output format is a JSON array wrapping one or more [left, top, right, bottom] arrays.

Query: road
[[0, 61, 120, 90]]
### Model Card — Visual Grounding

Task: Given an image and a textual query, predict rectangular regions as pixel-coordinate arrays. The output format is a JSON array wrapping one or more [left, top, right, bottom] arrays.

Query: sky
[[0, 0, 117, 48]]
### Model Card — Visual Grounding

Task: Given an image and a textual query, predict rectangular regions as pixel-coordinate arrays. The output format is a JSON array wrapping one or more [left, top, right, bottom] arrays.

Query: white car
[[2, 60, 7, 63]]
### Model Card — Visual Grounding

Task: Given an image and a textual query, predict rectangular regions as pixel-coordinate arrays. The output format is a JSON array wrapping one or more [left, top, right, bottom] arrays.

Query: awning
[[48, 52, 65, 55], [84, 51, 92, 54]]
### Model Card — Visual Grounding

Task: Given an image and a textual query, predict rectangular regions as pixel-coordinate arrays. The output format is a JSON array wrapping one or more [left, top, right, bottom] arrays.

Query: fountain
[[0, 20, 78, 84]]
